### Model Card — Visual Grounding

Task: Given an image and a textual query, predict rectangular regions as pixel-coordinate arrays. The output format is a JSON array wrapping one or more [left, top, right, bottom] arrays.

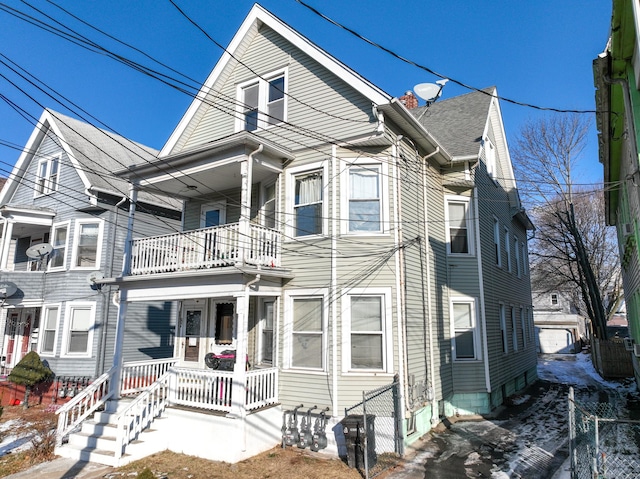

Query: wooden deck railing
[[130, 223, 281, 275]]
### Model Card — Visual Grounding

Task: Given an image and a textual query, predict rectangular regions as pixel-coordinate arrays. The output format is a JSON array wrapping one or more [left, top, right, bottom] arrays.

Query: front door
[[3, 308, 37, 369], [179, 301, 206, 366]]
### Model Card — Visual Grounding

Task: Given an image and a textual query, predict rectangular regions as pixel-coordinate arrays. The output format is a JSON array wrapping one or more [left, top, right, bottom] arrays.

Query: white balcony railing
[[130, 223, 281, 275]]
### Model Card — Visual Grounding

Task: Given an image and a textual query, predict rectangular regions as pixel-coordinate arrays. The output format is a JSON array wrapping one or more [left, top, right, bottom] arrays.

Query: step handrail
[[55, 367, 114, 444], [114, 369, 171, 459]]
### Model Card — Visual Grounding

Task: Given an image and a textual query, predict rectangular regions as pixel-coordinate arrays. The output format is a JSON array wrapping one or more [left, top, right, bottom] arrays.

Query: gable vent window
[[239, 71, 287, 132]]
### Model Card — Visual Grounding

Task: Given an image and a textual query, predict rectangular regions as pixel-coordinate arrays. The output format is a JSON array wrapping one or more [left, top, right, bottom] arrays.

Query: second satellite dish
[[0, 281, 18, 298], [26, 243, 53, 259]]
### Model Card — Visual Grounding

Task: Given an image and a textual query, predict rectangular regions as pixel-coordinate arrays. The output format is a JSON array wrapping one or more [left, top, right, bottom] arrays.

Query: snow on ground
[[0, 419, 34, 457]]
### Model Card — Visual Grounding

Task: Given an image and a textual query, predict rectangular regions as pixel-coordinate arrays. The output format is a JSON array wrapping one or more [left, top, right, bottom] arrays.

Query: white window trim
[[38, 303, 61, 357], [257, 298, 276, 366], [445, 195, 475, 255], [235, 68, 288, 132], [48, 220, 70, 271], [259, 180, 278, 229], [522, 242, 528, 275], [511, 306, 518, 352], [520, 306, 526, 348], [200, 201, 227, 228], [500, 303, 508, 354], [283, 289, 328, 372], [494, 217, 501, 267], [504, 227, 511, 272], [34, 153, 61, 197], [340, 159, 389, 235], [285, 161, 329, 240], [61, 301, 96, 358], [484, 137, 497, 181], [450, 297, 480, 361], [70, 219, 104, 270], [341, 287, 393, 374]]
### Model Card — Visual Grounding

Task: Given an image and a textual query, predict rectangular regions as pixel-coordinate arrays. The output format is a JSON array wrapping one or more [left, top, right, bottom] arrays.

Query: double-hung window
[[289, 295, 325, 370], [484, 138, 496, 181], [446, 196, 472, 254], [504, 228, 511, 272], [40, 305, 59, 356], [35, 155, 60, 196], [520, 307, 526, 348], [342, 289, 392, 373], [294, 171, 323, 237], [348, 165, 382, 232], [514, 238, 521, 277], [72, 220, 103, 269], [511, 307, 518, 352], [49, 222, 69, 270], [500, 303, 508, 353], [494, 218, 501, 267], [63, 302, 95, 357], [238, 71, 286, 131], [451, 298, 478, 360]]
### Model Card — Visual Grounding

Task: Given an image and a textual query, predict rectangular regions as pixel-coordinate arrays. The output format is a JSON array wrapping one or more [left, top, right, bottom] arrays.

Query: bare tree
[[512, 113, 620, 338]]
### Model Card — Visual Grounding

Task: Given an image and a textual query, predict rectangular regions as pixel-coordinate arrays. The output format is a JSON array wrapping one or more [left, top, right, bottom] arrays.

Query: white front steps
[[55, 398, 165, 467]]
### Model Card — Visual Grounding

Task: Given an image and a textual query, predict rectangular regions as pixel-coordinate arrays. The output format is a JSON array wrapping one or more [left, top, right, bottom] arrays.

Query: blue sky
[[0, 1, 611, 187]]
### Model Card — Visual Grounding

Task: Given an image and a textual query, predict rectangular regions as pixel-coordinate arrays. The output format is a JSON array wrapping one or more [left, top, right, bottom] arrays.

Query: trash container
[[341, 414, 377, 469]]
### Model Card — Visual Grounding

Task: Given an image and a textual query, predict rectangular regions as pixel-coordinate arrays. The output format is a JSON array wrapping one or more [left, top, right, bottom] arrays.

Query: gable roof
[[160, 3, 448, 162], [412, 87, 495, 159], [0, 109, 180, 211]]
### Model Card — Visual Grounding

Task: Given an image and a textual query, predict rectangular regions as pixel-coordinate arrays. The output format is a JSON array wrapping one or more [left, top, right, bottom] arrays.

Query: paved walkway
[[3, 457, 113, 479]]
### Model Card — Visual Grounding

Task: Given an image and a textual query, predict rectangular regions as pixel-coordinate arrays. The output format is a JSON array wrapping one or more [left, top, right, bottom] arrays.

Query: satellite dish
[[26, 243, 53, 259], [86, 271, 105, 285], [414, 79, 449, 104], [0, 281, 18, 298]]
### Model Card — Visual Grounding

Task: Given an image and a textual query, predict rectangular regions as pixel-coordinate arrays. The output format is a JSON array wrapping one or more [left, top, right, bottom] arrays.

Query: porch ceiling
[[119, 132, 294, 200]]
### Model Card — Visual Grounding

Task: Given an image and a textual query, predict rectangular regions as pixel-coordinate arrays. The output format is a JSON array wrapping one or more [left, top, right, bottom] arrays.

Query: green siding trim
[[403, 405, 435, 447]]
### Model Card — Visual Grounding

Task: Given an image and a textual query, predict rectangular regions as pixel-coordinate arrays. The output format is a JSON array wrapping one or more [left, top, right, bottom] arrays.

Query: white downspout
[[421, 148, 439, 426], [331, 146, 338, 418], [109, 183, 138, 405], [474, 180, 492, 395]]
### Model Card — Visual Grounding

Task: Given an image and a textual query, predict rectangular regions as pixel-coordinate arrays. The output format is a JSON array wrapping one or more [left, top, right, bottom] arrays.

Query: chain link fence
[[344, 375, 402, 478], [569, 387, 640, 478]]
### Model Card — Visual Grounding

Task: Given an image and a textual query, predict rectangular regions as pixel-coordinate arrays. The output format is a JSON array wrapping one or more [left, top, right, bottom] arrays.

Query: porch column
[[0, 219, 14, 270], [230, 289, 250, 418]]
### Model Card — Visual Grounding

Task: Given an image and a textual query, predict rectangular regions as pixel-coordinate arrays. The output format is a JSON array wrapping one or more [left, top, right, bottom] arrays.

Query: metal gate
[[568, 387, 640, 478], [344, 375, 402, 478]]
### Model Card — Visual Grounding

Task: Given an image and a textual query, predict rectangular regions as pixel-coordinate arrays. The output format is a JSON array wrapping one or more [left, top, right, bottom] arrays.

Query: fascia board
[[160, 4, 390, 157]]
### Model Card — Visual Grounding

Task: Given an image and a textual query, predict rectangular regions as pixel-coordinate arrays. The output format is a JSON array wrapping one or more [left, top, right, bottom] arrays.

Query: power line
[[293, 0, 599, 115]]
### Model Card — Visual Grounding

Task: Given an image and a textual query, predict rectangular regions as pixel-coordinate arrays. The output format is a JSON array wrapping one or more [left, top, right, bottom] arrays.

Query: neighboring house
[[55, 4, 536, 466], [594, 0, 640, 387], [0, 109, 181, 382], [532, 290, 587, 354]]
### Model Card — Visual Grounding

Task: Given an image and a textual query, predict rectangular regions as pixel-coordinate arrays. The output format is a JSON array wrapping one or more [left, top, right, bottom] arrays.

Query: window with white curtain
[[348, 166, 381, 232], [63, 302, 95, 357], [72, 220, 103, 269], [40, 305, 59, 356], [294, 172, 323, 236], [291, 297, 324, 369], [35, 155, 60, 196]]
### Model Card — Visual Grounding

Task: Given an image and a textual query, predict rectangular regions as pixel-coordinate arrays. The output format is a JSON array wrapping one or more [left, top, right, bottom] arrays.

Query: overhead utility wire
[[293, 0, 598, 115]]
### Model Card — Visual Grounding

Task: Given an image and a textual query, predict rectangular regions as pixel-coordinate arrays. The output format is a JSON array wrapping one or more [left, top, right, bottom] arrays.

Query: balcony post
[[239, 144, 263, 265], [229, 290, 249, 418], [0, 219, 13, 270]]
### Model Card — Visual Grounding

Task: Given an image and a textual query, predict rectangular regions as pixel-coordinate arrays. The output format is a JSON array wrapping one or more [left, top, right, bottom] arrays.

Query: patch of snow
[[464, 451, 482, 466], [510, 394, 530, 405]]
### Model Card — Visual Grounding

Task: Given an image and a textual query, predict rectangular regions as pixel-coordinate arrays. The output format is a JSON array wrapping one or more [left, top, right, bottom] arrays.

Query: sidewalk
[[3, 457, 113, 479]]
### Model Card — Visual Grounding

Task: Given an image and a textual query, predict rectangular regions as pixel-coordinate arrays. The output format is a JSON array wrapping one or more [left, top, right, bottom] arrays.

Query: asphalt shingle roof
[[412, 87, 495, 158]]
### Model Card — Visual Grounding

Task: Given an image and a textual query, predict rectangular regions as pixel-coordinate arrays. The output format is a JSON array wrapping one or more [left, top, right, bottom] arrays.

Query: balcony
[[130, 222, 281, 275]]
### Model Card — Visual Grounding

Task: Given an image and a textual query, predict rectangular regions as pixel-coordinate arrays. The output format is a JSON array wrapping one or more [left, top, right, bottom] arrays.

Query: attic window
[[484, 138, 496, 181], [238, 70, 287, 132], [35, 155, 60, 196]]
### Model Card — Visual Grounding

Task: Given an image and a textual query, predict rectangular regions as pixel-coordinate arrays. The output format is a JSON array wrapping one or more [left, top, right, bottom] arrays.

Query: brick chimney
[[399, 91, 418, 109]]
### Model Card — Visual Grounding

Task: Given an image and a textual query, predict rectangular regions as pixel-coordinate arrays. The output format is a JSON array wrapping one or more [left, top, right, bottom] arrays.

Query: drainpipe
[[239, 144, 263, 265], [95, 190, 127, 377], [420, 147, 440, 426], [109, 183, 138, 405]]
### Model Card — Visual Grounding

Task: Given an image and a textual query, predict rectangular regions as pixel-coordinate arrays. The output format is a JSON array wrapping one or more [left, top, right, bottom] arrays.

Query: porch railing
[[115, 371, 171, 460], [130, 223, 281, 275], [56, 367, 113, 444], [121, 357, 179, 395]]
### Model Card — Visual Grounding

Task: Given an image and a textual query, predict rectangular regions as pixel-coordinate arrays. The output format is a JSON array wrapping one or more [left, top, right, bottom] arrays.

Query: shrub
[[7, 352, 53, 407]]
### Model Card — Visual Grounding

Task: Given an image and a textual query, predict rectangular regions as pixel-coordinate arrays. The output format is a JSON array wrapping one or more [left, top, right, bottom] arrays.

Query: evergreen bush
[[7, 351, 53, 407]]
